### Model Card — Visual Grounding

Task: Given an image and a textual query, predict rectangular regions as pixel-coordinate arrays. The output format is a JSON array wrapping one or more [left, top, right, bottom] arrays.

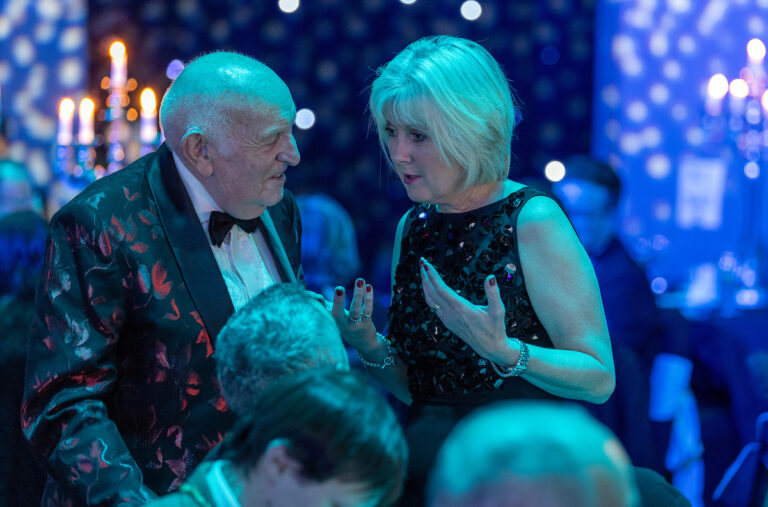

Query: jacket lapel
[[258, 209, 297, 283], [146, 143, 234, 340]]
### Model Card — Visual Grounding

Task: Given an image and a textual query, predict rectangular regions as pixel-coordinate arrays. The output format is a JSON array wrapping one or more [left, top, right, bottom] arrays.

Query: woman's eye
[[411, 132, 426, 142], [385, 127, 396, 136]]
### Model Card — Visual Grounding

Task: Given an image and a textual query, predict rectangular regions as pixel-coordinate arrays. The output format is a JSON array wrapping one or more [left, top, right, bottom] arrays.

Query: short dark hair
[[563, 156, 622, 207], [220, 369, 408, 506], [215, 282, 348, 414]]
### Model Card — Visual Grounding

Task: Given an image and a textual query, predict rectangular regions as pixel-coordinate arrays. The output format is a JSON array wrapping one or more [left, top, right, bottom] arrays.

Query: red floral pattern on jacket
[[22, 145, 303, 506]]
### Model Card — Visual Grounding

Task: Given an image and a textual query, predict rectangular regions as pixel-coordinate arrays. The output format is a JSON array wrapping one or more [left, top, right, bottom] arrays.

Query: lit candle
[[57, 97, 75, 145], [78, 98, 95, 145], [140, 88, 157, 144], [729, 77, 749, 117], [706, 73, 729, 116], [109, 41, 127, 89]]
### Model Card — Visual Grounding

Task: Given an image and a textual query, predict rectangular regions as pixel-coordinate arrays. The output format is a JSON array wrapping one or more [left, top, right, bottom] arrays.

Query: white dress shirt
[[173, 152, 281, 310]]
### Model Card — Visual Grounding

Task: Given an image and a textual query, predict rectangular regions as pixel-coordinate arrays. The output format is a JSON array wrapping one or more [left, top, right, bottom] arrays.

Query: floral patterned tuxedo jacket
[[22, 143, 303, 505]]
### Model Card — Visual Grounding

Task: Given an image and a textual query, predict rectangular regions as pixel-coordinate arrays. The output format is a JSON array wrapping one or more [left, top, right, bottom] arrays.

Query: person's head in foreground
[[216, 368, 408, 507], [215, 282, 349, 415], [427, 401, 640, 507], [551, 156, 621, 256], [160, 51, 300, 219], [369, 35, 518, 211]]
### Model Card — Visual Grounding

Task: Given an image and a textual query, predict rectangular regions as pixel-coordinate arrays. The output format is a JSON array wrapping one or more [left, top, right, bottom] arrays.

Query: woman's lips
[[403, 174, 421, 184]]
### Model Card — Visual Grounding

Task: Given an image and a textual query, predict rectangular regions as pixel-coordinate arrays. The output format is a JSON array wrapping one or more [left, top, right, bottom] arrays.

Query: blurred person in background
[[427, 401, 641, 507], [332, 35, 615, 505], [149, 369, 408, 507], [551, 155, 666, 472], [0, 210, 48, 506]]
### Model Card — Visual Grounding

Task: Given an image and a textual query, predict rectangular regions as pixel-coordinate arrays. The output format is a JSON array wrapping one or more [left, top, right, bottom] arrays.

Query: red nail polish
[[419, 258, 425, 267], [335, 288, 343, 296], [356, 279, 364, 288], [489, 276, 496, 287], [366, 285, 372, 293]]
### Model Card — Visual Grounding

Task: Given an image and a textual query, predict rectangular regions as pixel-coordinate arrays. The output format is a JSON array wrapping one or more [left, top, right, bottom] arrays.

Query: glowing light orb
[[109, 41, 125, 59], [744, 161, 760, 179], [650, 277, 668, 294], [278, 0, 300, 14], [729, 78, 749, 99], [747, 38, 766, 61], [544, 160, 565, 182], [460, 1, 482, 21], [707, 74, 729, 99], [295, 108, 316, 129]]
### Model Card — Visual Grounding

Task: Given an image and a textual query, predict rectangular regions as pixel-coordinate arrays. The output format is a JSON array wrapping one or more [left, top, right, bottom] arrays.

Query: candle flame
[[79, 98, 95, 116], [59, 97, 75, 116], [140, 88, 156, 112], [109, 41, 126, 59], [707, 74, 729, 100], [729, 78, 749, 99], [747, 38, 766, 62]]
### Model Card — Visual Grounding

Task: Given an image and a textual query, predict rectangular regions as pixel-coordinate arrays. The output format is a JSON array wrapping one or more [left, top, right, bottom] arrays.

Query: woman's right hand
[[331, 278, 378, 355]]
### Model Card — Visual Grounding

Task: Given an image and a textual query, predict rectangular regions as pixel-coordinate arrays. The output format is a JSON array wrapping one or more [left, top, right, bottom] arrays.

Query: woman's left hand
[[420, 257, 510, 362]]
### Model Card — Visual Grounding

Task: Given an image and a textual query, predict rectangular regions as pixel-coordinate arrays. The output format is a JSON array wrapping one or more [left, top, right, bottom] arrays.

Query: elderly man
[[22, 52, 302, 505]]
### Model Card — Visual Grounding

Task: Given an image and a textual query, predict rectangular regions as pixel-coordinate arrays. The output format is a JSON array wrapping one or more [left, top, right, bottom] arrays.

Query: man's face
[[205, 101, 300, 219], [553, 178, 615, 256]]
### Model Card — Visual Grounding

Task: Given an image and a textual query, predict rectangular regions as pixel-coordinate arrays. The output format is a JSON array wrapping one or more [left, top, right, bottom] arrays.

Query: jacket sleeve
[[21, 208, 158, 505]]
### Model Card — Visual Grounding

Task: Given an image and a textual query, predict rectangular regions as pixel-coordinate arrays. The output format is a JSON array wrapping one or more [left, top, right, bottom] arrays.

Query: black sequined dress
[[389, 186, 561, 506]]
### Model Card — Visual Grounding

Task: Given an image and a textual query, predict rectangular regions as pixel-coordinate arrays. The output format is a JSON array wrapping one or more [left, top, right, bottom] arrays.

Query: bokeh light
[[744, 161, 760, 179], [295, 108, 316, 129], [166, 59, 185, 80], [109, 40, 125, 59], [707, 74, 729, 99], [650, 277, 668, 294], [544, 160, 565, 182], [140, 88, 156, 112], [278, 0, 300, 14], [460, 1, 482, 21], [747, 38, 766, 61], [400, 0, 417, 4], [729, 78, 749, 99]]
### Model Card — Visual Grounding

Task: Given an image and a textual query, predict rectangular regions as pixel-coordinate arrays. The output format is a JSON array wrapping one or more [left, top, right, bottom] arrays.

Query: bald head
[[428, 401, 640, 507], [160, 52, 294, 153]]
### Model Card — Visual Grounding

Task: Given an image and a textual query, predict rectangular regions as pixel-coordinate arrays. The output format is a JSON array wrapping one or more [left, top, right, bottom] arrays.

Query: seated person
[[427, 401, 640, 507], [214, 282, 350, 415], [149, 368, 408, 506]]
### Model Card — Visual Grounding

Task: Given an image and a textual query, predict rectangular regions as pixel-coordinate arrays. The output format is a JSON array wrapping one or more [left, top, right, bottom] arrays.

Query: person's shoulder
[[52, 160, 150, 224], [516, 190, 565, 228]]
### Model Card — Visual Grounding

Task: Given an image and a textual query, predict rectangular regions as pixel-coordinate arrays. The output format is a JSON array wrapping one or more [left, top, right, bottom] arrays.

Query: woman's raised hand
[[420, 257, 510, 363], [331, 278, 378, 354]]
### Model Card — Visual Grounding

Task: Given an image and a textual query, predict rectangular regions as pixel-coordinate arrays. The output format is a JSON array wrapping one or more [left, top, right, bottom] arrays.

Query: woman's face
[[384, 120, 465, 208]]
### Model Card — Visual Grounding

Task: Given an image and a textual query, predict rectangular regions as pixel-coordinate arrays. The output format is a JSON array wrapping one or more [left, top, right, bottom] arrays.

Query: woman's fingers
[[484, 274, 505, 317], [331, 286, 347, 320], [362, 284, 374, 318], [349, 278, 366, 319]]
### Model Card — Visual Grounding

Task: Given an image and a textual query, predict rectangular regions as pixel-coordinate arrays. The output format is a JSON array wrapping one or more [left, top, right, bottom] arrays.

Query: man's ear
[[261, 440, 301, 484], [181, 128, 213, 177]]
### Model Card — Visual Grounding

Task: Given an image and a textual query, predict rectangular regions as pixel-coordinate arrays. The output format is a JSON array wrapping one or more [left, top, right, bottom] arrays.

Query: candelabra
[[54, 40, 160, 186], [703, 38, 768, 313]]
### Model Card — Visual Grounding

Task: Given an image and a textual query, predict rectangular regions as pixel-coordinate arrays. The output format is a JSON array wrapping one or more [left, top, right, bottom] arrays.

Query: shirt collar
[[172, 150, 221, 225]]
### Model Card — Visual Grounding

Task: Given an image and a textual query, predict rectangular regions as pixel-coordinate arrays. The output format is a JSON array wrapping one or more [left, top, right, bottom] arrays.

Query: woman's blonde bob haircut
[[369, 35, 518, 188]]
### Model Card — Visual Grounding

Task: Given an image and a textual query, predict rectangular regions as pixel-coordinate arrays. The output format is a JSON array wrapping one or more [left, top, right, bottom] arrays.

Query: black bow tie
[[208, 211, 260, 247]]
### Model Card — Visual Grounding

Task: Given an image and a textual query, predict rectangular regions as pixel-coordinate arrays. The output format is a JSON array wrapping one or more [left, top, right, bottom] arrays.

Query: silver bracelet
[[480, 338, 530, 378], [356, 333, 398, 370]]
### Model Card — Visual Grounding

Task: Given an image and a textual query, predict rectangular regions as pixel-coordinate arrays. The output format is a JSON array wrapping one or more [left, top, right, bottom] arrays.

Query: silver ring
[[361, 313, 372, 319], [431, 304, 440, 312], [348, 314, 363, 323]]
